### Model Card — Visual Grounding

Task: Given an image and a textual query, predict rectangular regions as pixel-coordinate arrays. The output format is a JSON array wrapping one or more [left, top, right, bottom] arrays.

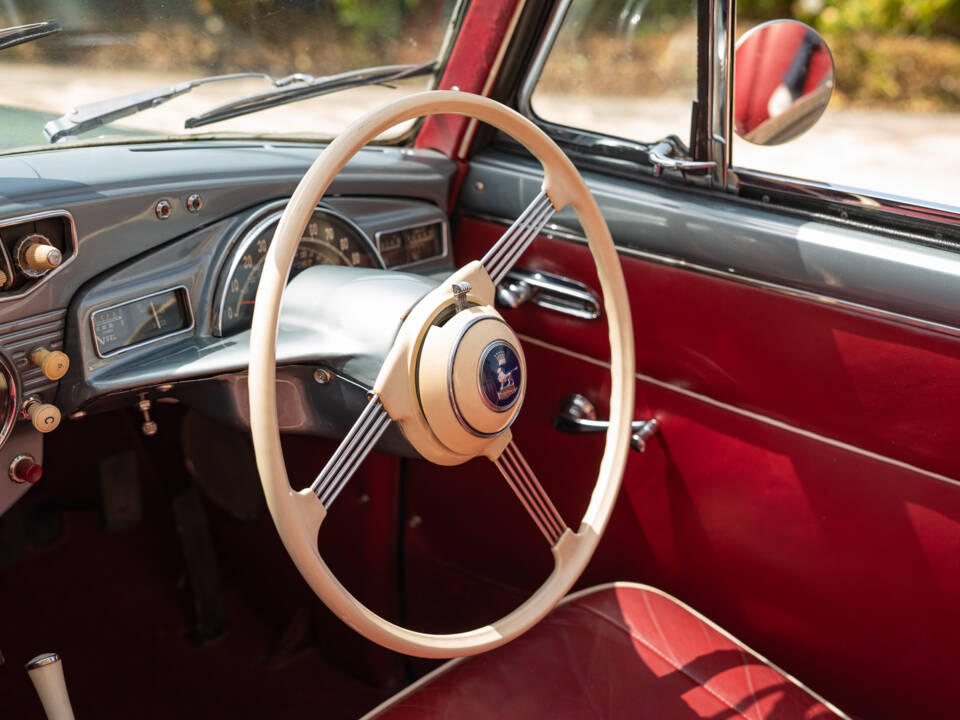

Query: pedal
[[173, 487, 226, 643], [98, 450, 142, 533], [26, 653, 76, 720]]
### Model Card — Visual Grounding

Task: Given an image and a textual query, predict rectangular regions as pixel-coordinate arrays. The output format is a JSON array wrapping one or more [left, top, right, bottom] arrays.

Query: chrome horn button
[[417, 305, 526, 455]]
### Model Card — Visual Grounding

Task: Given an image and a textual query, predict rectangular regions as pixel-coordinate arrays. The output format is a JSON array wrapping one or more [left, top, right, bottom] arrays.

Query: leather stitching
[[571, 593, 823, 720]]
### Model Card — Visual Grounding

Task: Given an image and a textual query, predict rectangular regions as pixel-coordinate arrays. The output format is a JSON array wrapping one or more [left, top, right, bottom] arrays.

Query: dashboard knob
[[25, 243, 62, 271], [29, 347, 69, 380], [9, 454, 42, 484], [24, 397, 61, 433]]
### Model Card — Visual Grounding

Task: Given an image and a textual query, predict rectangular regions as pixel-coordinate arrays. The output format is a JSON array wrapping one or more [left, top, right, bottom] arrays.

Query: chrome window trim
[[91, 285, 195, 358], [374, 218, 449, 271], [731, 168, 960, 233], [212, 201, 385, 337], [463, 209, 960, 341], [0, 210, 79, 302]]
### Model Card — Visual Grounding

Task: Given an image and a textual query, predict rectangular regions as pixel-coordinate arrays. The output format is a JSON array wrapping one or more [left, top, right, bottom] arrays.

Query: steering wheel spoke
[[494, 440, 567, 546], [481, 191, 556, 285], [311, 394, 392, 509]]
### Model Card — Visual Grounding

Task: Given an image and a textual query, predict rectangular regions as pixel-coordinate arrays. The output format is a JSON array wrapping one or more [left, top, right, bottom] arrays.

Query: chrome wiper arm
[[183, 61, 437, 130], [0, 19, 60, 52], [42, 72, 286, 143]]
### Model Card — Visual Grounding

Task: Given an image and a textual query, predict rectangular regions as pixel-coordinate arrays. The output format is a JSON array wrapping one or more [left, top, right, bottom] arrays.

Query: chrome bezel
[[445, 315, 524, 438], [91, 285, 195, 358], [0, 349, 21, 452], [212, 202, 385, 337], [0, 210, 78, 301], [374, 218, 449, 270]]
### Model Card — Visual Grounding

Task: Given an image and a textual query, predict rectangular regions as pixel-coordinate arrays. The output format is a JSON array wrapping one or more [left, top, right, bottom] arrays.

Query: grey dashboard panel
[[62, 199, 447, 413], [461, 151, 960, 334], [0, 142, 453, 319], [0, 141, 454, 515]]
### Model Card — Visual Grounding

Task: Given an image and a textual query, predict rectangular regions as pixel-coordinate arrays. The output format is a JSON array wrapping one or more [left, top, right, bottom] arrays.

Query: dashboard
[[0, 140, 457, 515]]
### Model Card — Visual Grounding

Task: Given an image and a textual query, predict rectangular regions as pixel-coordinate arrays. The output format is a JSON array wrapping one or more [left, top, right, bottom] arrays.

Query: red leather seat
[[364, 583, 849, 719]]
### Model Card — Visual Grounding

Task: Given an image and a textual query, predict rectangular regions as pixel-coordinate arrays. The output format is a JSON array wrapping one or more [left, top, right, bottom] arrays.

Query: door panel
[[403, 154, 960, 719]]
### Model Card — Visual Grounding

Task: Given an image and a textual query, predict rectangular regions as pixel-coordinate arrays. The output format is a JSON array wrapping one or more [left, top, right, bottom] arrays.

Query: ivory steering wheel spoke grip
[[249, 90, 634, 658]]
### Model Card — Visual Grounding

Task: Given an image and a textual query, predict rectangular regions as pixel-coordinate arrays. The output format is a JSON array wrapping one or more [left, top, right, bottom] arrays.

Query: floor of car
[[0, 408, 392, 719]]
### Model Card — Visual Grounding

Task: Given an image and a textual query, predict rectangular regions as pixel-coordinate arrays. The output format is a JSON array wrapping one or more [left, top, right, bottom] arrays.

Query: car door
[[401, 1, 960, 717]]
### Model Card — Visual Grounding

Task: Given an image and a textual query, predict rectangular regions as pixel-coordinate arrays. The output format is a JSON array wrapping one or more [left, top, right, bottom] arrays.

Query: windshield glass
[[0, 0, 457, 152]]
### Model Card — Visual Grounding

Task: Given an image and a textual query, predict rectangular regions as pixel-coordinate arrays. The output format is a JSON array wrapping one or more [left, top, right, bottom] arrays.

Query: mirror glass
[[734, 20, 835, 146]]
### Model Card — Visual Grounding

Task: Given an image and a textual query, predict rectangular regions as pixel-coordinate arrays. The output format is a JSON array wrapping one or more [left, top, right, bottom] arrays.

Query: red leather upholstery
[[365, 584, 847, 719]]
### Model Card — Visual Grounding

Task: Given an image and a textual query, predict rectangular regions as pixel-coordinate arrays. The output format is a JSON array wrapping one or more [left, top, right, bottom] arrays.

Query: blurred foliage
[[0, 0, 449, 74], [740, 0, 960, 37]]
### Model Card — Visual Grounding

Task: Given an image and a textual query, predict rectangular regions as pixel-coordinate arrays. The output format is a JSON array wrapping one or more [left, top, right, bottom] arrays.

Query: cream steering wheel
[[249, 90, 635, 658]]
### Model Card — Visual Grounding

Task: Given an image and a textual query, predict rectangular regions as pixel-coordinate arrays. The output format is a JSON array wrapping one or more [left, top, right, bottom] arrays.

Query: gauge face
[[218, 209, 381, 336]]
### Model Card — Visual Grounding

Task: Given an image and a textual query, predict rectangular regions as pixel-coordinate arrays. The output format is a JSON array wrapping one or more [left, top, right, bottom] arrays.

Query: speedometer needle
[[149, 301, 161, 329]]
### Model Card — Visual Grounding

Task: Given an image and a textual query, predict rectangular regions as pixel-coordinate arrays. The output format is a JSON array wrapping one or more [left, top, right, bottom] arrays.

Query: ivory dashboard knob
[[25, 398, 61, 433], [30, 347, 69, 380], [25, 243, 62, 271]]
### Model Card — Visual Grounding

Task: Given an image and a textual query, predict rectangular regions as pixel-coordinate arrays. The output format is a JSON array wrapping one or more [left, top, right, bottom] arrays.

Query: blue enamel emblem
[[478, 341, 521, 412]]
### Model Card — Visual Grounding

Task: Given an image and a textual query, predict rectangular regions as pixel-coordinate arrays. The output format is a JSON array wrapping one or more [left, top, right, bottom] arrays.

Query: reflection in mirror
[[734, 20, 834, 146]]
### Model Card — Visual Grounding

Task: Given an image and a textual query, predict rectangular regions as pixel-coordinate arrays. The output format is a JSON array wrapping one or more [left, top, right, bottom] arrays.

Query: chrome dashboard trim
[[463, 210, 960, 341], [0, 210, 79, 303], [374, 218, 449, 271], [212, 201, 385, 337], [90, 285, 195, 358]]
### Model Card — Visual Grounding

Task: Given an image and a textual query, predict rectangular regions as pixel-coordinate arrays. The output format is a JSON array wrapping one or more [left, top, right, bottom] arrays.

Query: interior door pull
[[496, 268, 601, 320], [553, 394, 659, 453]]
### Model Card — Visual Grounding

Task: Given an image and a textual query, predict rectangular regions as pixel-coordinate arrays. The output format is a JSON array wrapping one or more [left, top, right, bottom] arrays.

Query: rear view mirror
[[734, 20, 834, 146]]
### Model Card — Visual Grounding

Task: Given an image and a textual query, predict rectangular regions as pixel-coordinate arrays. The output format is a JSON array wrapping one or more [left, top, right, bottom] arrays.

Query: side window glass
[[529, 0, 699, 146], [734, 1, 960, 210]]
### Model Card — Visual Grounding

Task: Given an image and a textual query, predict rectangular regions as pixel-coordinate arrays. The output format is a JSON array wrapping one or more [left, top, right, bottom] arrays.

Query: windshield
[[0, 0, 457, 152]]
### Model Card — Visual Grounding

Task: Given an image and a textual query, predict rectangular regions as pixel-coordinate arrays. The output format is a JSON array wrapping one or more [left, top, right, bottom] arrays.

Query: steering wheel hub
[[418, 306, 526, 454]]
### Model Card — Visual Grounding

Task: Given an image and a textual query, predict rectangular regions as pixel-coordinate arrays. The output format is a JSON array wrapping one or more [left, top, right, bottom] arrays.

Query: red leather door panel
[[402, 217, 960, 719]]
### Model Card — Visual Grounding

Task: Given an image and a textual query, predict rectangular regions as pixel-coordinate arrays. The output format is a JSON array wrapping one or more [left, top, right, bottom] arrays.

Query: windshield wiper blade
[[0, 19, 60, 51], [43, 72, 294, 143], [183, 61, 437, 130]]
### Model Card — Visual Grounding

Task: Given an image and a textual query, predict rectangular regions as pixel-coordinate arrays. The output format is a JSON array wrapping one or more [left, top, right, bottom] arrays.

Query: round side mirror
[[734, 20, 834, 146]]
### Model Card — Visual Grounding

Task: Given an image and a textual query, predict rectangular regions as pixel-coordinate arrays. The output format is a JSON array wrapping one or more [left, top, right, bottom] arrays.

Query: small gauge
[[216, 208, 381, 336], [92, 287, 193, 356], [377, 222, 444, 268]]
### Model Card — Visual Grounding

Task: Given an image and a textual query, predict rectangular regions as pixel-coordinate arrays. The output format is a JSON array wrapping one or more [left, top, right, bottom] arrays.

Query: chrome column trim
[[709, 0, 734, 188]]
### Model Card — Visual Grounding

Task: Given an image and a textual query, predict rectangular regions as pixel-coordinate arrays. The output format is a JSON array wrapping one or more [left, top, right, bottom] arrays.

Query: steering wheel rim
[[249, 90, 635, 658]]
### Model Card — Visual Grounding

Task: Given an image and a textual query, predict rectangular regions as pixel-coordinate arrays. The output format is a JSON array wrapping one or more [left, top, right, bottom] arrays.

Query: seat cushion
[[363, 583, 848, 719]]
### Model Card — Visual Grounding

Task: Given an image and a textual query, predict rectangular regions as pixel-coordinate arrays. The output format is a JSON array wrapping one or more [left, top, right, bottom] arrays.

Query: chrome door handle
[[648, 140, 716, 178], [553, 394, 659, 453], [496, 268, 601, 320]]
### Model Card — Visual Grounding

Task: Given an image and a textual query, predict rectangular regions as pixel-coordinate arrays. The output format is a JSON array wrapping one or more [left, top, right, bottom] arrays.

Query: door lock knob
[[29, 347, 69, 380]]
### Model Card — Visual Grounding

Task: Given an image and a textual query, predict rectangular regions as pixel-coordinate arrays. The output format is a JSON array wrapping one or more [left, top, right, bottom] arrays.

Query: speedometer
[[215, 207, 382, 336]]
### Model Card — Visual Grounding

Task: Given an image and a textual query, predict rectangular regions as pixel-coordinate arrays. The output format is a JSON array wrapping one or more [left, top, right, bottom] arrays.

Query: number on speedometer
[[216, 208, 381, 336]]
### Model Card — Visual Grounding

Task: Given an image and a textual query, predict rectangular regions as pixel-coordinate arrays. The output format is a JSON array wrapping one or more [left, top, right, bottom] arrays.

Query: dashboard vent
[[0, 308, 67, 395]]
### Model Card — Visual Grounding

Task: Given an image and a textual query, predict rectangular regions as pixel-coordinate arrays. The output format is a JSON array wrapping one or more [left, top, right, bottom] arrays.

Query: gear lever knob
[[25, 653, 76, 720]]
